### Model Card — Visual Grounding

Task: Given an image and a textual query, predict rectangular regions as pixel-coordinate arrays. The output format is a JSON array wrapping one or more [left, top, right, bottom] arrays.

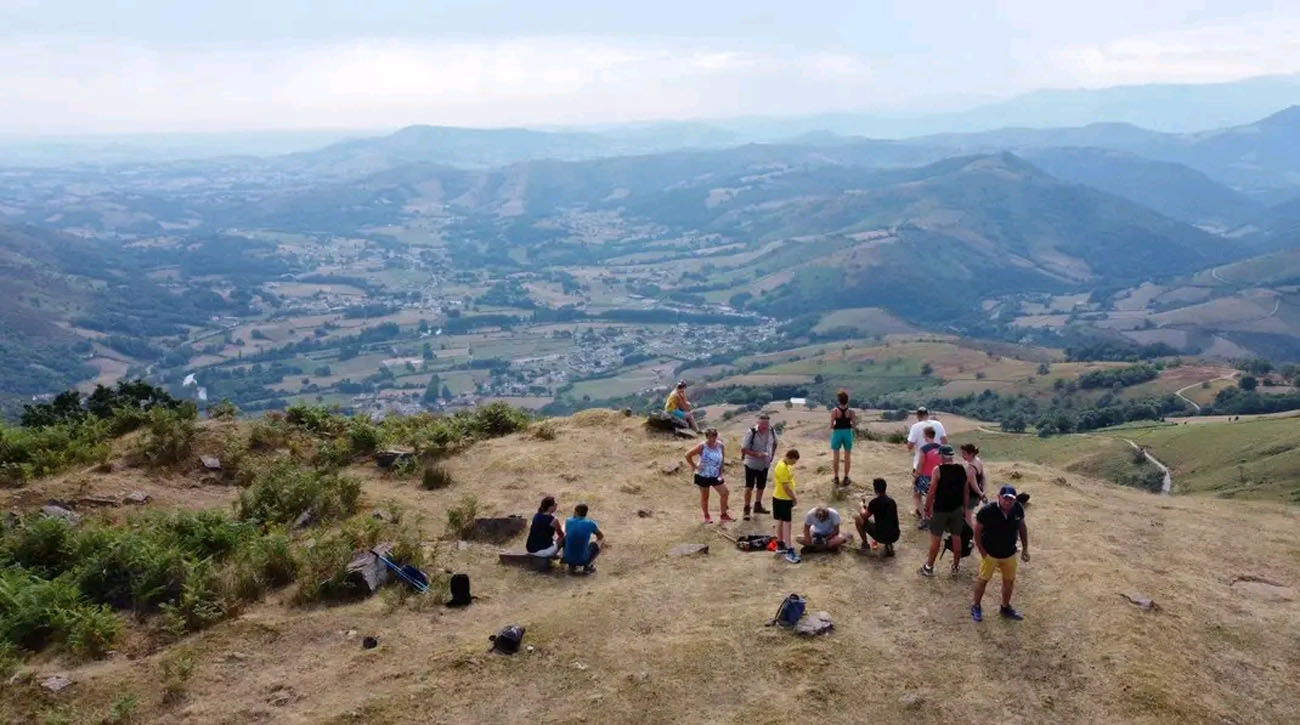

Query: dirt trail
[[1122, 438, 1172, 494], [1173, 373, 1235, 413]]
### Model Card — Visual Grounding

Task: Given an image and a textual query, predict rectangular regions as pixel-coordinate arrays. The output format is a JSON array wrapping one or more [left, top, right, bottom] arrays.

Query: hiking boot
[[918, 564, 935, 578], [1000, 606, 1024, 621], [743, 505, 752, 521], [884, 543, 895, 557], [841, 476, 853, 487], [583, 565, 597, 575], [753, 503, 770, 515], [971, 604, 983, 622]]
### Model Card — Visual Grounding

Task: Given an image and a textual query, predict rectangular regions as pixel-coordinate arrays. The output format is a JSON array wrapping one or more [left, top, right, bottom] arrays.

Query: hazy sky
[[3, 0, 1300, 134]]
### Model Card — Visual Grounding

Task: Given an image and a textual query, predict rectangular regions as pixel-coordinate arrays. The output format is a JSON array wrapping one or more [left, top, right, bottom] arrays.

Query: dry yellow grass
[[4, 410, 1299, 723]]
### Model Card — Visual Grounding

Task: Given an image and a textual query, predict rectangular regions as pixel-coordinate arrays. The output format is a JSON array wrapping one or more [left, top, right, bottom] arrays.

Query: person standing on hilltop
[[741, 413, 778, 521], [685, 428, 733, 524], [911, 426, 942, 528], [971, 485, 1029, 622], [961, 443, 987, 525], [664, 380, 699, 432], [771, 449, 801, 563], [830, 390, 857, 486], [919, 445, 970, 577], [906, 406, 947, 470]]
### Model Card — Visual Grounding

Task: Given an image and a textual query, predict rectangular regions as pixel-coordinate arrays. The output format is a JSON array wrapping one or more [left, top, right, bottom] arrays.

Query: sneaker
[[583, 565, 597, 575], [1000, 606, 1024, 621], [720, 512, 736, 523], [842, 477, 853, 486], [783, 549, 801, 564], [743, 505, 752, 521], [917, 518, 930, 530], [884, 544, 895, 558], [918, 564, 935, 578], [971, 604, 983, 622], [775, 541, 789, 552], [703, 516, 713, 524], [753, 503, 770, 515]]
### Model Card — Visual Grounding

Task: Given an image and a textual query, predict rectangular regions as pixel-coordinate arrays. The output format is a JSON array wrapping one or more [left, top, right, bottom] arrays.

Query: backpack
[[772, 593, 806, 627], [489, 625, 525, 654], [735, 534, 775, 552], [743, 427, 777, 461], [942, 522, 975, 559], [447, 573, 472, 607]]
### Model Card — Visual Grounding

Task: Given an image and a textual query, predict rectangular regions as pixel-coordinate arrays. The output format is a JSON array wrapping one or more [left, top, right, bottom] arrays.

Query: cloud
[[1050, 15, 1300, 86], [0, 36, 875, 133]]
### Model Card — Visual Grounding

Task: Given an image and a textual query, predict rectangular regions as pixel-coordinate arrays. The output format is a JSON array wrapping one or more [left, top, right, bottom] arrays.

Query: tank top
[[932, 463, 967, 513], [972, 459, 986, 491], [832, 404, 854, 430], [526, 513, 555, 553], [698, 442, 724, 478]]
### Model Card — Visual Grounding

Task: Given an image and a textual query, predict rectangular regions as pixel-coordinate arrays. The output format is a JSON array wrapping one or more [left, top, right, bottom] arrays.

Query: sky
[[3, 0, 1300, 134]]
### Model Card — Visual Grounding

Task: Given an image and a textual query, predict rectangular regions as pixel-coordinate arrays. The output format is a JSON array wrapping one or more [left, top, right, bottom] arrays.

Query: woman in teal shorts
[[830, 389, 857, 486]]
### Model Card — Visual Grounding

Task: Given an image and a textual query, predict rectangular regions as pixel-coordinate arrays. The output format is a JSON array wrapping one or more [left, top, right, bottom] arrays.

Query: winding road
[[1172, 373, 1236, 413], [1121, 439, 1172, 494]]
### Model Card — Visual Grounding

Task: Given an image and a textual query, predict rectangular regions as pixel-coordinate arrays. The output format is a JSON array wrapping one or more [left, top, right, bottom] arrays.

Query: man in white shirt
[[906, 407, 948, 467], [796, 506, 850, 552]]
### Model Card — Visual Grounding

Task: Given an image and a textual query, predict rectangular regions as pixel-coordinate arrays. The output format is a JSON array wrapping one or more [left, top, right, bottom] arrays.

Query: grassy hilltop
[[2, 402, 1298, 723]]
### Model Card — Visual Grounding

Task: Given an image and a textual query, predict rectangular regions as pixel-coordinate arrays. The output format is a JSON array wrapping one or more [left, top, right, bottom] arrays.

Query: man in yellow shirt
[[771, 449, 801, 563], [663, 381, 699, 432]]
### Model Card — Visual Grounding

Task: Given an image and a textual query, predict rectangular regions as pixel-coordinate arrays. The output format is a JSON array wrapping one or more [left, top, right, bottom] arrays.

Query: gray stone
[[41, 505, 81, 525], [293, 509, 314, 529], [77, 495, 118, 508], [660, 461, 682, 476], [499, 550, 554, 572], [374, 449, 415, 469], [345, 543, 393, 594], [199, 455, 222, 471], [900, 693, 924, 709], [669, 543, 709, 557], [470, 515, 527, 542], [123, 491, 152, 505], [41, 674, 73, 693], [792, 610, 834, 636], [1121, 593, 1159, 611]]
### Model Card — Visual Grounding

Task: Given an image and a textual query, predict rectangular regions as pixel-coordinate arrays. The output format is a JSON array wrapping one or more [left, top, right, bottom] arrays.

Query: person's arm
[[1019, 520, 1029, 562], [740, 431, 759, 460], [939, 423, 948, 445], [594, 526, 605, 543], [802, 522, 812, 540], [685, 443, 702, 469], [718, 444, 726, 482], [974, 519, 988, 558]]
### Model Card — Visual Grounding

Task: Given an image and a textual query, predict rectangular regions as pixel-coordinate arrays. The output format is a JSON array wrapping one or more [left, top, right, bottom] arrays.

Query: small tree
[[1239, 376, 1258, 392]]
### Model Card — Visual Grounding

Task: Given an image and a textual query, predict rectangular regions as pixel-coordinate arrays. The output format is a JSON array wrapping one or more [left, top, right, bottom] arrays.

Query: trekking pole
[[371, 549, 429, 593]]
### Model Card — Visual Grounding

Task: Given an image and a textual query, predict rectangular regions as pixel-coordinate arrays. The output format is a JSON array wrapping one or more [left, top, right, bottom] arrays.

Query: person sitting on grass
[[525, 495, 565, 558], [971, 485, 1030, 622], [663, 380, 699, 432], [797, 505, 851, 553], [771, 449, 801, 563], [562, 503, 604, 575], [855, 477, 900, 557]]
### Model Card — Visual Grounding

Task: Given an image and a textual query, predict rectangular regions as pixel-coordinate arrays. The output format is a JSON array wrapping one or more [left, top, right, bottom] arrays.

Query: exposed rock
[[94, 462, 114, 474], [499, 550, 554, 571], [457, 540, 470, 551], [1121, 593, 1159, 611], [793, 610, 834, 636], [371, 509, 389, 522], [41, 505, 81, 525], [345, 543, 393, 594], [2, 511, 17, 528], [224, 652, 250, 662], [1230, 575, 1294, 602], [673, 428, 697, 440], [199, 455, 222, 471], [123, 491, 152, 505], [636, 509, 653, 518], [77, 495, 118, 508], [669, 543, 709, 557], [645, 411, 686, 432], [41, 674, 73, 693], [900, 693, 924, 709], [374, 449, 415, 469], [661, 461, 682, 476], [470, 515, 527, 542], [293, 509, 315, 529], [621, 408, 633, 417]]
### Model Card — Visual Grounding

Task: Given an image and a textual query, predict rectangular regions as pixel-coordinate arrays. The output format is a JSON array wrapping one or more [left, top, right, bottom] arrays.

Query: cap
[[676, 380, 687, 388], [916, 406, 929, 415], [998, 484, 1018, 499], [938, 445, 955, 456]]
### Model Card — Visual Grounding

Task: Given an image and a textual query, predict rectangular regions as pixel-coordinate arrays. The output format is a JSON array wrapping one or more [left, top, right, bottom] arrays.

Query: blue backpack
[[773, 594, 806, 627]]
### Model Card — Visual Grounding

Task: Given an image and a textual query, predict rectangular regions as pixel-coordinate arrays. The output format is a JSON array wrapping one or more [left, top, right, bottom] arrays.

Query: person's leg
[[752, 471, 769, 513], [699, 486, 711, 521], [854, 512, 868, 541], [924, 533, 941, 569], [825, 533, 848, 550], [842, 440, 852, 482], [717, 484, 732, 520], [743, 469, 754, 516], [949, 516, 964, 570], [999, 558, 1018, 607], [832, 446, 841, 482], [587, 541, 601, 564], [686, 412, 699, 431]]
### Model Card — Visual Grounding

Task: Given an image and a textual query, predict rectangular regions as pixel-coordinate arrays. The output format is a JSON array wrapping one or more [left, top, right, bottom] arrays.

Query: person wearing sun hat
[[971, 484, 1030, 622]]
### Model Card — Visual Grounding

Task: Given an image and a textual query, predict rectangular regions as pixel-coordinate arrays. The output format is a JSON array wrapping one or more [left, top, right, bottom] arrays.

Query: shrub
[[530, 420, 558, 441], [445, 496, 479, 539], [469, 402, 530, 437], [160, 649, 195, 704], [237, 461, 360, 527], [106, 693, 139, 724], [885, 431, 907, 445], [63, 603, 121, 659], [246, 419, 289, 451], [284, 405, 348, 437], [291, 535, 365, 605], [347, 418, 380, 455], [208, 399, 239, 421], [136, 403, 198, 468], [0, 642, 17, 680], [0, 571, 88, 652], [159, 561, 227, 636], [4, 516, 76, 578], [421, 464, 453, 490]]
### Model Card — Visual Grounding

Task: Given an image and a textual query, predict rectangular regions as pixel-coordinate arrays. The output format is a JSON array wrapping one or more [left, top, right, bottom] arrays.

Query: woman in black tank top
[[830, 390, 857, 486]]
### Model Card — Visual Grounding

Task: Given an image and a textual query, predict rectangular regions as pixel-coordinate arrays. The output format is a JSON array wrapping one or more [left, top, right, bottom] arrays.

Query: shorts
[[978, 554, 1018, 582], [529, 543, 559, 558], [913, 475, 931, 495], [772, 498, 794, 522], [928, 508, 965, 537], [694, 474, 723, 488], [669, 409, 688, 420], [744, 465, 769, 490], [830, 429, 854, 451]]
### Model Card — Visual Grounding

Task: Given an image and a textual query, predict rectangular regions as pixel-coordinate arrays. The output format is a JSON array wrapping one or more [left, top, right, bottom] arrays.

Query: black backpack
[[942, 522, 975, 559], [489, 625, 525, 654], [447, 573, 472, 607], [736, 534, 775, 552]]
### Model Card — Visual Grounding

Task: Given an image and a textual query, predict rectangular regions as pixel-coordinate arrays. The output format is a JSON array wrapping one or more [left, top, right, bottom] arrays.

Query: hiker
[[961, 443, 987, 523], [919, 445, 970, 577], [971, 485, 1030, 622], [741, 413, 778, 520], [771, 449, 801, 563], [855, 477, 899, 556], [830, 390, 857, 486], [906, 406, 947, 468], [911, 425, 942, 527], [798, 505, 850, 552], [685, 428, 733, 524], [525, 495, 565, 558], [562, 503, 604, 575], [664, 380, 698, 431]]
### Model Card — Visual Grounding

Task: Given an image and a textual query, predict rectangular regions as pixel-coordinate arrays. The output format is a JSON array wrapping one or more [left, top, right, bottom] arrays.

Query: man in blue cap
[[971, 484, 1030, 622]]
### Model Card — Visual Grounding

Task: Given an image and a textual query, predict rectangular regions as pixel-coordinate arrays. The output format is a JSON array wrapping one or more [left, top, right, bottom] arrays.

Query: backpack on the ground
[[942, 522, 974, 559], [447, 573, 473, 607], [735, 534, 775, 552], [489, 625, 525, 654], [771, 593, 806, 627]]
